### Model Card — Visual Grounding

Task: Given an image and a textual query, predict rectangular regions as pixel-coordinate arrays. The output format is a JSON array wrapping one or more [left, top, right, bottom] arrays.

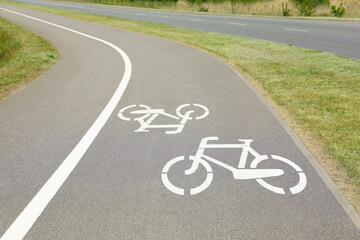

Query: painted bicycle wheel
[[118, 104, 151, 121], [250, 155, 307, 195], [176, 104, 209, 120], [161, 156, 213, 195]]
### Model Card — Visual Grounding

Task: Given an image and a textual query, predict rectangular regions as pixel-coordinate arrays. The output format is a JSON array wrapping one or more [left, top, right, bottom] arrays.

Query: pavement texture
[[9, 0, 360, 60], [0, 4, 360, 239]]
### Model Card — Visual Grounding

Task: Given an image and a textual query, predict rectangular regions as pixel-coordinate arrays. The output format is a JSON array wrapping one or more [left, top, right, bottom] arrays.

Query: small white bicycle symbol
[[162, 137, 307, 195], [118, 104, 209, 134]]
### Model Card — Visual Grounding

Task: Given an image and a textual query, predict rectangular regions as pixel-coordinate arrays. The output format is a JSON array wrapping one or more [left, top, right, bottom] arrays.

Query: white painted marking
[[271, 155, 303, 172], [176, 103, 209, 120], [284, 28, 308, 32], [162, 156, 213, 195], [118, 104, 151, 121], [54, 3, 70, 7], [256, 179, 285, 194], [137, 13, 148, 16], [233, 169, 284, 180], [252, 155, 307, 194], [162, 137, 307, 195], [0, 7, 132, 240], [162, 156, 186, 195], [160, 15, 170, 18], [34, 1, 84, 9], [71, 6, 85, 9], [290, 172, 307, 194], [48, 3, 69, 7], [229, 22, 247, 26], [118, 104, 209, 134], [189, 18, 203, 22], [190, 172, 213, 195]]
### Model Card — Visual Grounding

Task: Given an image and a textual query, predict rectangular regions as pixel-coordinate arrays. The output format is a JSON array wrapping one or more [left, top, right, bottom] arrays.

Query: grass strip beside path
[[0, 16, 58, 102], [1, 0, 360, 212]]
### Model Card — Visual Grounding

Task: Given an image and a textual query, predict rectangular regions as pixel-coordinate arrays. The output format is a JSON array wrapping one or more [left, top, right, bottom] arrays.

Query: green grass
[[0, 25, 21, 65], [1, 0, 360, 211], [0, 16, 59, 102]]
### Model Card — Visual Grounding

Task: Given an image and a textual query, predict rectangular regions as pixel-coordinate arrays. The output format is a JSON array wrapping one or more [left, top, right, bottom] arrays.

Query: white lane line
[[71, 6, 85, 9], [284, 28, 308, 32], [189, 18, 203, 22], [160, 15, 169, 18], [0, 7, 132, 240], [33, 1, 84, 9], [103, 9, 109, 11], [229, 22, 247, 26], [137, 13, 147, 16], [46, 2, 68, 7]]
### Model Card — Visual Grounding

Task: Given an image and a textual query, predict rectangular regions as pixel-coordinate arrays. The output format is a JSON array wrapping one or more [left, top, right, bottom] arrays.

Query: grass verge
[[0, 16, 59, 102], [1, 0, 360, 213]]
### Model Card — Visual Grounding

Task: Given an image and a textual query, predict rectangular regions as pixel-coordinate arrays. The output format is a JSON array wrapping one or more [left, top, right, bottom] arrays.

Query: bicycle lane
[[1, 4, 360, 239]]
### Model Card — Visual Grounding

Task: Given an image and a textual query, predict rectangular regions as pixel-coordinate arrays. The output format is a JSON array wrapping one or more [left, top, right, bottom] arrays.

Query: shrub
[[186, 0, 209, 6], [199, 6, 209, 12], [296, 0, 316, 16], [186, 0, 196, 4], [292, 0, 329, 16], [292, 0, 329, 6], [331, 3, 346, 17], [281, 2, 292, 16]]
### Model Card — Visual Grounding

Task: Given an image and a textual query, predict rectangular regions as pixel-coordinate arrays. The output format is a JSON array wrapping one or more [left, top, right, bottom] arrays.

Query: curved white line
[[0, 7, 132, 240], [118, 104, 136, 121], [256, 179, 286, 194], [290, 173, 307, 194], [193, 103, 209, 120]]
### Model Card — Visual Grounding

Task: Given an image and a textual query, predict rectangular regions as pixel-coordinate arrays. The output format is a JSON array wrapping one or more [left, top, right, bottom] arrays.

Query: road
[[9, 0, 360, 60], [1, 3, 360, 239]]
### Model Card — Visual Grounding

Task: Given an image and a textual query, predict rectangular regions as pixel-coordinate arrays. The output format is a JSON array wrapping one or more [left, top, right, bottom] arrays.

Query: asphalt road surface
[[1, 4, 360, 239], [9, 0, 360, 60]]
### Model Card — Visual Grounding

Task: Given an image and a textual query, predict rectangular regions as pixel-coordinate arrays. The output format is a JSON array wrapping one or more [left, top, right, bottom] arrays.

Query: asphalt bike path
[[10, 0, 360, 60], [0, 4, 359, 239]]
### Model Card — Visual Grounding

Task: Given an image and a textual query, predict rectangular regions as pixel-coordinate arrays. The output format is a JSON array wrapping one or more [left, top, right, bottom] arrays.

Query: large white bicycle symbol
[[118, 104, 209, 134], [162, 137, 307, 195]]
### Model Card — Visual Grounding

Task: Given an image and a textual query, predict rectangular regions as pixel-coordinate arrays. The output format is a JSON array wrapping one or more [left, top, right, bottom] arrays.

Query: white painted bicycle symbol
[[162, 137, 307, 195], [118, 104, 209, 134]]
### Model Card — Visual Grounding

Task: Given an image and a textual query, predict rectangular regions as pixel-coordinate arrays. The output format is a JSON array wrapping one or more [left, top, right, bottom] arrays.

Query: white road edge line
[[71, 6, 85, 9], [189, 18, 202, 21], [31, 0, 84, 9], [229, 22, 247, 26], [0, 7, 132, 240], [284, 28, 308, 32]]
